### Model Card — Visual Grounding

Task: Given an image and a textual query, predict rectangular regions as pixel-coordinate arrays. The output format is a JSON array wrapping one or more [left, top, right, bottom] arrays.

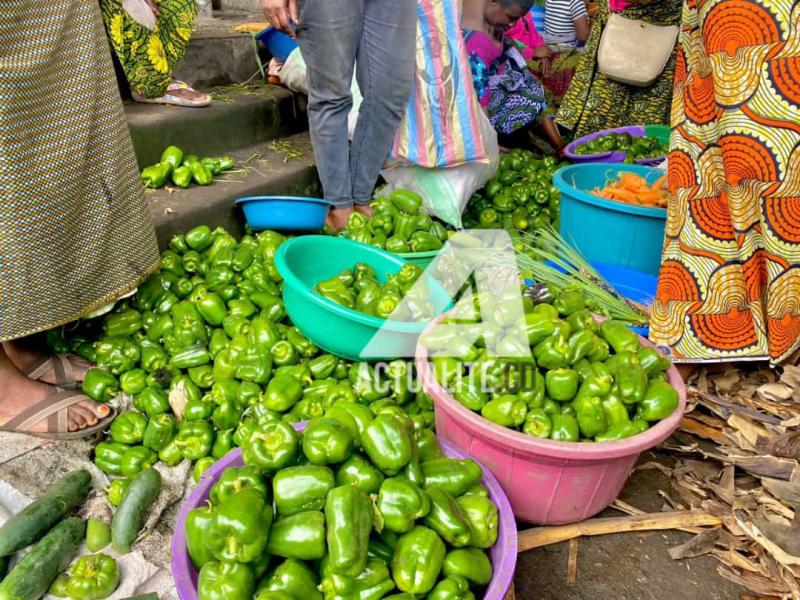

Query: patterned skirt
[[0, 0, 160, 341], [649, 0, 800, 364], [100, 0, 197, 98]]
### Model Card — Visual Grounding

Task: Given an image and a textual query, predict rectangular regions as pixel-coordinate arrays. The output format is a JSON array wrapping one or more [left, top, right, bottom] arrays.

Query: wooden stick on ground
[[518, 511, 723, 552], [567, 538, 579, 584]]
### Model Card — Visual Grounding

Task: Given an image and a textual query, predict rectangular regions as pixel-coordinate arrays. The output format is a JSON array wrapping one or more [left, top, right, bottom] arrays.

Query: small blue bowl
[[236, 196, 333, 232]]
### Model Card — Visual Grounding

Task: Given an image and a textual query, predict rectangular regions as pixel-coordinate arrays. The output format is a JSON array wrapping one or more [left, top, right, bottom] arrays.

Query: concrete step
[[126, 86, 307, 168], [148, 132, 320, 246], [174, 10, 265, 89]]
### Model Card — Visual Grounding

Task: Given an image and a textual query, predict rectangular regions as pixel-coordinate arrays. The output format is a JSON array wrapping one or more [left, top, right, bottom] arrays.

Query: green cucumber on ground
[[0, 470, 91, 557], [0, 517, 84, 600], [111, 469, 162, 554]]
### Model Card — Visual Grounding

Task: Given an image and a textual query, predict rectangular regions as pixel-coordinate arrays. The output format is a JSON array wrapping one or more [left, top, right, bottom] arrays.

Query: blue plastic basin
[[236, 196, 332, 232], [553, 163, 667, 276], [255, 27, 298, 62]]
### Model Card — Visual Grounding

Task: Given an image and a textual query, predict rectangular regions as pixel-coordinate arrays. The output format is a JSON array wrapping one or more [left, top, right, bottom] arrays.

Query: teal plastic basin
[[553, 163, 667, 276], [275, 236, 452, 361], [396, 249, 439, 269]]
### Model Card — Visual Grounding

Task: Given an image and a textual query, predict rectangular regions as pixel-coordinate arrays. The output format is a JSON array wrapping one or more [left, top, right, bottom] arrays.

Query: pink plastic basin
[[415, 317, 686, 525], [171, 422, 517, 600]]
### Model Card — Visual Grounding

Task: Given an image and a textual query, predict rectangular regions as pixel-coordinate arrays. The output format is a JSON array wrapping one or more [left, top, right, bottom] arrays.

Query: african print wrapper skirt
[[649, 0, 800, 364], [0, 0, 160, 341]]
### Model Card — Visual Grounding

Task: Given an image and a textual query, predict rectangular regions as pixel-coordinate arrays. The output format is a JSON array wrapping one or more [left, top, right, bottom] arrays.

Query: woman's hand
[[260, 0, 300, 37]]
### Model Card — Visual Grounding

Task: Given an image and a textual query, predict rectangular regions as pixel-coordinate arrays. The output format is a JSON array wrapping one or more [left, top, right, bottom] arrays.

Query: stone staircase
[[123, 8, 319, 247]]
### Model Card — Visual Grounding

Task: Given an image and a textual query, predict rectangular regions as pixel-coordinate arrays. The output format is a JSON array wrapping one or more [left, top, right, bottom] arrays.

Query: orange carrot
[[651, 174, 668, 191]]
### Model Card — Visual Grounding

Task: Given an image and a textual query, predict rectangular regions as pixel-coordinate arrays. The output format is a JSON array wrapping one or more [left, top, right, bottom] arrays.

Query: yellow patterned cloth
[[0, 0, 160, 342], [100, 0, 197, 98], [650, 0, 800, 363]]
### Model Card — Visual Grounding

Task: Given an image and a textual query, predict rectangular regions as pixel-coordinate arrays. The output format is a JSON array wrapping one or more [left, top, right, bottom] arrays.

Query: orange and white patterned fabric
[[651, 0, 800, 363]]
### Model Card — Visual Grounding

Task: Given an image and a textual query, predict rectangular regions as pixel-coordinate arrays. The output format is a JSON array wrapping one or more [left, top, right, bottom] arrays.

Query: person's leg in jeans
[[350, 0, 416, 206], [296, 0, 363, 222]]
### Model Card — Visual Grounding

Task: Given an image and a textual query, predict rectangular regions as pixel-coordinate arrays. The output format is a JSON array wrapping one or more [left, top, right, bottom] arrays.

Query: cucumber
[[0, 517, 84, 600], [111, 469, 161, 554], [0, 470, 91, 557]]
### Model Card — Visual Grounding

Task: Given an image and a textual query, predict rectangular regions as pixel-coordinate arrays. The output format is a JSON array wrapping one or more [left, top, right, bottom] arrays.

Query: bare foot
[[2, 341, 90, 386], [354, 204, 374, 218], [0, 350, 109, 433], [326, 206, 354, 232]]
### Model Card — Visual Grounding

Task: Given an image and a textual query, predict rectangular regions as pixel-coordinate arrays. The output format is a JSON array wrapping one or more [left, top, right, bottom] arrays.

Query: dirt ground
[[513, 450, 746, 600]]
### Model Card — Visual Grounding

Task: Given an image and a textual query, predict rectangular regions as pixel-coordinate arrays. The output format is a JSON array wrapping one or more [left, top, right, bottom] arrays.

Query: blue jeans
[[296, 0, 416, 208]]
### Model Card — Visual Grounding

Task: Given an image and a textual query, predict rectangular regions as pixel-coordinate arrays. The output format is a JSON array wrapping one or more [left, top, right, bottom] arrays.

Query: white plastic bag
[[381, 110, 498, 228]]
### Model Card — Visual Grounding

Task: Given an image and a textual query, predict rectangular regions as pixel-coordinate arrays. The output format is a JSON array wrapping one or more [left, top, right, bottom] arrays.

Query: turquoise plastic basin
[[554, 163, 667, 276], [275, 236, 452, 361]]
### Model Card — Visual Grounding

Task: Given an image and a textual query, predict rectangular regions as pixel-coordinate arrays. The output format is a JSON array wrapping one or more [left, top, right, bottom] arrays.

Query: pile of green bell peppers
[[422, 288, 679, 443], [314, 262, 436, 320], [461, 149, 562, 232], [326, 189, 449, 254], [140, 145, 234, 190], [189, 414, 498, 600]]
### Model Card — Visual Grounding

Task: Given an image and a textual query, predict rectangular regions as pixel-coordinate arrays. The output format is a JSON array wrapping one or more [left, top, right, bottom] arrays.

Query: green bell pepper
[[457, 494, 498, 549], [195, 291, 228, 327], [421, 457, 482, 496], [390, 189, 422, 214], [442, 548, 492, 586], [193, 457, 215, 482], [188, 160, 213, 186], [637, 380, 679, 421], [574, 394, 608, 438], [550, 413, 580, 442], [257, 559, 320, 600], [186, 505, 215, 568], [273, 465, 335, 517], [207, 488, 272, 563], [140, 412, 175, 451], [235, 346, 272, 384], [95, 441, 129, 475], [594, 422, 640, 442], [302, 417, 355, 465], [212, 399, 244, 430], [325, 485, 372, 577], [106, 478, 130, 506], [133, 386, 170, 417], [266, 511, 326, 560], [637, 347, 671, 377], [241, 420, 300, 471], [159, 439, 184, 466], [83, 368, 119, 402], [391, 526, 445, 595], [141, 162, 171, 188], [408, 231, 443, 252], [385, 236, 411, 253], [270, 340, 298, 366], [104, 309, 142, 338], [427, 576, 475, 600], [545, 368, 579, 402], [171, 165, 192, 188], [86, 518, 111, 553], [335, 453, 385, 494], [376, 477, 430, 534], [210, 465, 268, 505], [566, 309, 598, 333], [361, 414, 413, 476], [553, 290, 585, 316], [424, 488, 471, 547], [175, 420, 214, 460], [481, 394, 527, 427], [523, 407, 552, 438], [198, 561, 255, 600], [601, 392, 630, 429], [599, 320, 641, 354], [319, 555, 395, 600], [161, 145, 184, 168], [616, 364, 649, 405], [120, 446, 158, 476], [533, 335, 570, 370], [109, 412, 148, 445], [61, 553, 120, 600]]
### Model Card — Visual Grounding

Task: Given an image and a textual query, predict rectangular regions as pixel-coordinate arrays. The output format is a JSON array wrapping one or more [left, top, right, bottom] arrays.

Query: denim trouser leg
[[297, 0, 364, 208], [351, 0, 416, 204]]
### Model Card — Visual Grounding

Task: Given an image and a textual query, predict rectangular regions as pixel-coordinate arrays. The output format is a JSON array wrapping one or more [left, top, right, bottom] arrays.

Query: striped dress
[[0, 0, 160, 341]]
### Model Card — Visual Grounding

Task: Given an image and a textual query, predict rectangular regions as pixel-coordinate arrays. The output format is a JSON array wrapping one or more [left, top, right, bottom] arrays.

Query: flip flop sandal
[[0, 388, 116, 441], [23, 354, 83, 390], [132, 83, 211, 108]]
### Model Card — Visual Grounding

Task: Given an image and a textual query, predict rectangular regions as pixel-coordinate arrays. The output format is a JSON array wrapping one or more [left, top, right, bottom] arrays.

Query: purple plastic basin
[[564, 125, 665, 165], [171, 422, 517, 600]]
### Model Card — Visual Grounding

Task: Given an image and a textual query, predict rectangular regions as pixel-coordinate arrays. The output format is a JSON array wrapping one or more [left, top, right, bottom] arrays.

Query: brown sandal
[[23, 354, 83, 390], [0, 387, 115, 440]]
